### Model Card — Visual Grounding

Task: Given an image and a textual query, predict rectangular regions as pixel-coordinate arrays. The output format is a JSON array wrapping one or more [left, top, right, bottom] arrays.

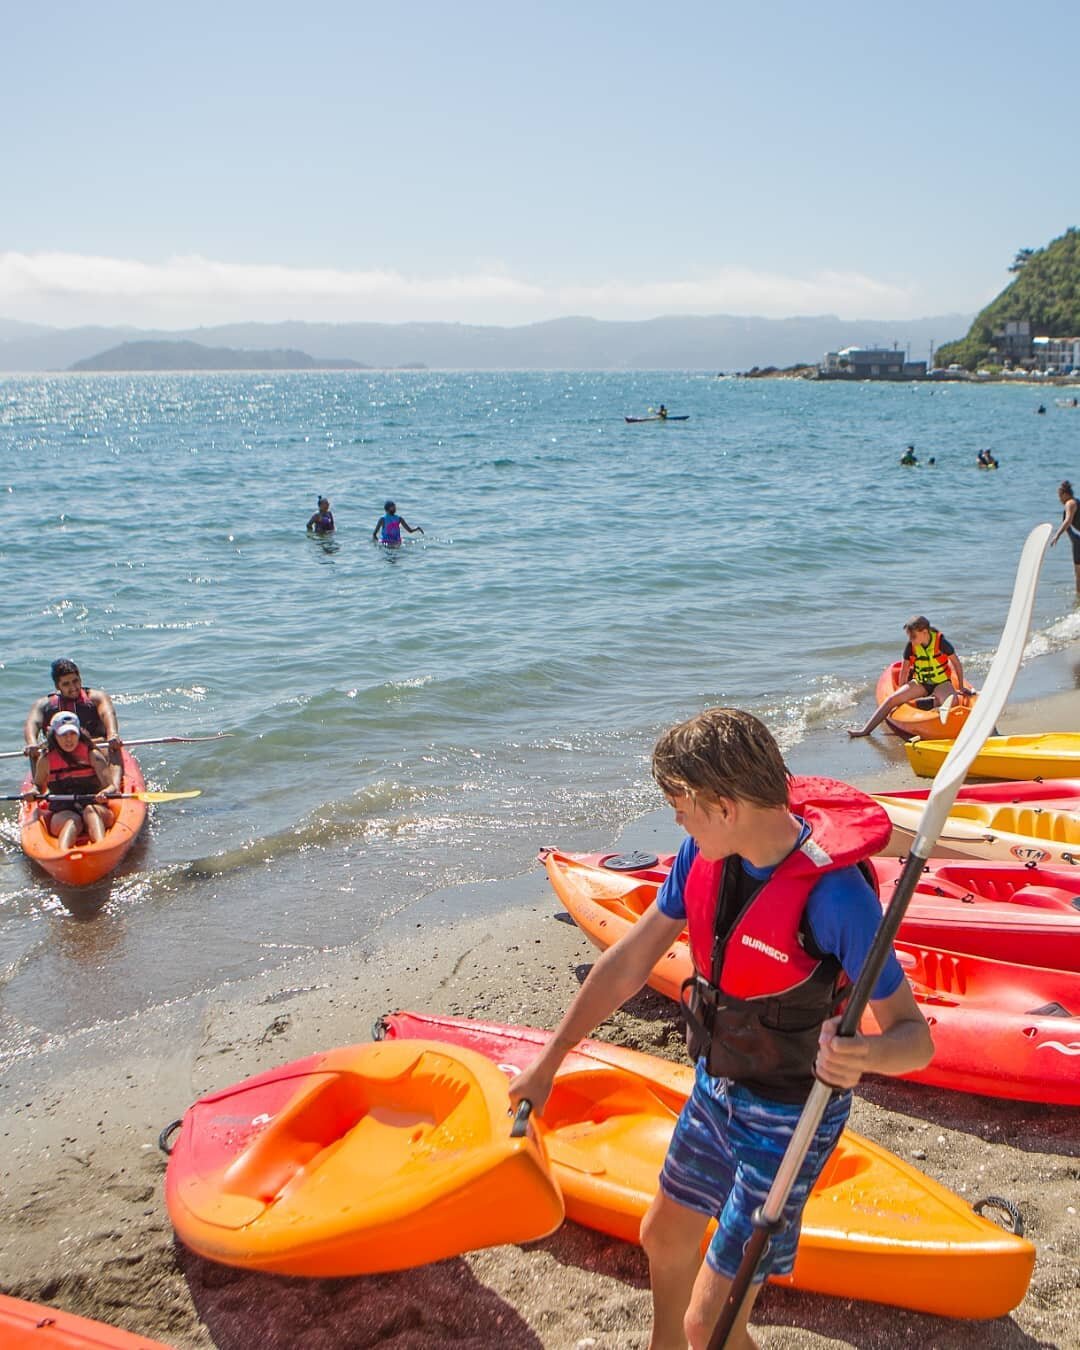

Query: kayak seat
[[1007, 885, 1080, 912]]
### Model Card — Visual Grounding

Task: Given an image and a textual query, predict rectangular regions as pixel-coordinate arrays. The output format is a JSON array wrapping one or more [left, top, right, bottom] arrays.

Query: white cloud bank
[[0, 250, 921, 328]]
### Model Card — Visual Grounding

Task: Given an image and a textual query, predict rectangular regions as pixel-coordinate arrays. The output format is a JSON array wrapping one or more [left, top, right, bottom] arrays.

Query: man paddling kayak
[[509, 708, 932, 1350], [23, 659, 122, 763]]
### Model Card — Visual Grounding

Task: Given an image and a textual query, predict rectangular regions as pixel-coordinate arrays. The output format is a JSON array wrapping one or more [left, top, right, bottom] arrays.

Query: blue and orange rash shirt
[[379, 513, 403, 543], [657, 825, 905, 1003]]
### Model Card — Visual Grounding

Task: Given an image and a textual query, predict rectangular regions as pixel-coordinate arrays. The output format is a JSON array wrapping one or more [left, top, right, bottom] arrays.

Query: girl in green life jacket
[[847, 616, 968, 738]]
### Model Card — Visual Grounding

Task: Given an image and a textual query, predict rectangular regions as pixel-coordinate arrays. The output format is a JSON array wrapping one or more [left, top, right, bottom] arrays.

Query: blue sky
[[3, 1, 1077, 328]]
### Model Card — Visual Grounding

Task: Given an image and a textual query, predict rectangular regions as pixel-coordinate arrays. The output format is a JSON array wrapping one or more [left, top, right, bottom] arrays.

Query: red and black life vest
[[679, 775, 891, 1102], [45, 740, 100, 799], [42, 690, 106, 740]]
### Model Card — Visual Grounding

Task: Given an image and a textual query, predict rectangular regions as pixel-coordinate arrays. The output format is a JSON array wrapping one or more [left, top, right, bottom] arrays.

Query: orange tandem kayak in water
[[0, 1293, 173, 1348], [378, 1011, 1035, 1320], [164, 1037, 564, 1275], [18, 747, 147, 886]]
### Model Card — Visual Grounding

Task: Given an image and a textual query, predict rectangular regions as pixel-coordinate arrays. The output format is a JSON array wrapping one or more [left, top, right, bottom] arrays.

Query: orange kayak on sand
[[0, 1293, 172, 1348], [542, 849, 1080, 1103], [18, 747, 147, 886], [875, 660, 974, 739], [378, 1011, 1035, 1320], [164, 1037, 564, 1276]]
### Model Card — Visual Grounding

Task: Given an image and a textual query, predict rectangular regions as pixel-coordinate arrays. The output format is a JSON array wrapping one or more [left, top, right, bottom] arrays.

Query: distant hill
[[70, 340, 373, 372], [935, 227, 1080, 369], [0, 312, 971, 373]]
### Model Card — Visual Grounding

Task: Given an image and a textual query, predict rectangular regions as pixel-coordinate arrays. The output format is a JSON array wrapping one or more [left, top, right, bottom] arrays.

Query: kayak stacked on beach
[[160, 1011, 1035, 1318], [163, 1037, 563, 1275], [541, 847, 1080, 1104], [0, 1292, 174, 1348], [873, 780, 1080, 865], [377, 1012, 1035, 1319], [17, 747, 147, 887], [905, 732, 1080, 780]]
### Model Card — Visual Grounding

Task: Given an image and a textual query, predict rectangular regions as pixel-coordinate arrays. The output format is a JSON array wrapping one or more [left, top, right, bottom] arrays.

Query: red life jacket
[[679, 776, 891, 1100], [45, 740, 99, 798], [43, 690, 106, 740]]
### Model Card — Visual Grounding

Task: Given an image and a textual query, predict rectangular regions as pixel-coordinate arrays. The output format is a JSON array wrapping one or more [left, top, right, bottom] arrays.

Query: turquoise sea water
[[1, 371, 1078, 1061]]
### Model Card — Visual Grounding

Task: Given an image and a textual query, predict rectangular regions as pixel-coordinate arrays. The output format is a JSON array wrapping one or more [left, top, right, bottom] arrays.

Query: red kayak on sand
[[870, 855, 1080, 971], [378, 1011, 1035, 1319], [550, 846, 1080, 972], [542, 849, 1080, 1103], [869, 778, 1080, 809], [0, 1292, 172, 1348], [18, 747, 147, 886]]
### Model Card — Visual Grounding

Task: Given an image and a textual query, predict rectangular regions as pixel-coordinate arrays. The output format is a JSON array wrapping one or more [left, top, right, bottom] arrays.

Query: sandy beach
[[2, 690, 1079, 1350]]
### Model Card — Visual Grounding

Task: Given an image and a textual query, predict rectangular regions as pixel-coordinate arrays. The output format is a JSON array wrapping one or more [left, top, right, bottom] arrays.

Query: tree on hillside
[[1009, 248, 1035, 274]]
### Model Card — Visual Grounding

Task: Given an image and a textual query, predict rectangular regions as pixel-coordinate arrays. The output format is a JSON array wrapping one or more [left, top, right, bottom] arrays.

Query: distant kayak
[[624, 414, 689, 423]]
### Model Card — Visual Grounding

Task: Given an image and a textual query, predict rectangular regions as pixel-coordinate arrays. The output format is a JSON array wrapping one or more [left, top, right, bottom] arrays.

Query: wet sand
[[1, 692, 1078, 1349]]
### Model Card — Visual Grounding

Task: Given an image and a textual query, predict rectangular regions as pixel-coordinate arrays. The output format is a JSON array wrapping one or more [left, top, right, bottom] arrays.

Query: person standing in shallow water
[[1051, 480, 1080, 596], [307, 497, 335, 534], [373, 500, 423, 547]]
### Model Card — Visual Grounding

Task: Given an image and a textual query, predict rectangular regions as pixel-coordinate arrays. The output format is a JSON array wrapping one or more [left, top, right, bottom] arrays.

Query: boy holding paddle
[[510, 708, 932, 1350]]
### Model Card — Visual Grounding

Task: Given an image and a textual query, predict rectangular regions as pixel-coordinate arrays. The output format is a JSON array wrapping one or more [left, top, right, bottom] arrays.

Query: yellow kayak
[[873, 791, 1080, 864], [906, 733, 1080, 780]]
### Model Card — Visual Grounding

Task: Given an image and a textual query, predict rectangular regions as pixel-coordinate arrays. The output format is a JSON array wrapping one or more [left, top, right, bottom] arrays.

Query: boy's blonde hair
[[651, 707, 791, 809]]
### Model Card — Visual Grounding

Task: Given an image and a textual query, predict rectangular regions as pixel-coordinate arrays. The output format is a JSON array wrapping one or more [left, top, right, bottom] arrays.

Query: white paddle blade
[[937, 694, 956, 724], [912, 523, 1052, 856]]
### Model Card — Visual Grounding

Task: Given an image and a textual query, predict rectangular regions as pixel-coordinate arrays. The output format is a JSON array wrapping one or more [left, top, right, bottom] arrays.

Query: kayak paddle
[[5, 789, 201, 804], [706, 521, 1053, 1350], [0, 734, 231, 761]]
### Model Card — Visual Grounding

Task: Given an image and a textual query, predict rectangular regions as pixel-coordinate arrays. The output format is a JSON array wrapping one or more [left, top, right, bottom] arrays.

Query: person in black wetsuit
[[1051, 479, 1080, 596]]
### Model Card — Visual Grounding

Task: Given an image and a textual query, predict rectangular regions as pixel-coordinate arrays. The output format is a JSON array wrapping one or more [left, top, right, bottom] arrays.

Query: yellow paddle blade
[[133, 789, 201, 802]]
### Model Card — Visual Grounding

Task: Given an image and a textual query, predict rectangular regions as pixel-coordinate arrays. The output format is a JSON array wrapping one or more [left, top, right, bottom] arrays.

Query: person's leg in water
[[847, 681, 928, 737]]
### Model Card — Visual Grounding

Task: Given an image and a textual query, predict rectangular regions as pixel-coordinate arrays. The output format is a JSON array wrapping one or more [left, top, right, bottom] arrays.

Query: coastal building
[[992, 321, 1034, 365], [1032, 335, 1080, 373], [818, 345, 928, 380]]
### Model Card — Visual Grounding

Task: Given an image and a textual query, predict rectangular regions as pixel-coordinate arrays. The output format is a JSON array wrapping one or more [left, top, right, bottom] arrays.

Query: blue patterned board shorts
[[659, 1060, 851, 1282]]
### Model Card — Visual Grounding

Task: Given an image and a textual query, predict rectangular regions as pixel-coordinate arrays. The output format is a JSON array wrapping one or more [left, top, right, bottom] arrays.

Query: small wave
[[757, 680, 863, 753], [1025, 608, 1080, 659]]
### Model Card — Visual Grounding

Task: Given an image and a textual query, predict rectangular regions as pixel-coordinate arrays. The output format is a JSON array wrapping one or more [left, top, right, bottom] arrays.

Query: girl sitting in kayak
[[306, 497, 335, 534], [31, 711, 121, 849], [848, 616, 970, 738], [373, 500, 424, 548]]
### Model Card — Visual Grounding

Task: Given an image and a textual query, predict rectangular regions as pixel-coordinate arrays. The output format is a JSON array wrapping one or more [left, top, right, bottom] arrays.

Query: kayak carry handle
[[973, 1194, 1024, 1236], [158, 1118, 182, 1156], [510, 1099, 534, 1138]]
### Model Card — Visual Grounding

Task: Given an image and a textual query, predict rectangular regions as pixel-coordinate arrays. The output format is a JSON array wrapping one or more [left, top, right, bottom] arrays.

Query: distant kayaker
[[306, 496, 335, 534], [900, 444, 918, 466], [507, 707, 932, 1350], [847, 616, 969, 738], [23, 660, 121, 763], [31, 711, 121, 850], [373, 501, 424, 548], [977, 448, 999, 469], [1051, 479, 1080, 595], [658, 404, 669, 420]]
